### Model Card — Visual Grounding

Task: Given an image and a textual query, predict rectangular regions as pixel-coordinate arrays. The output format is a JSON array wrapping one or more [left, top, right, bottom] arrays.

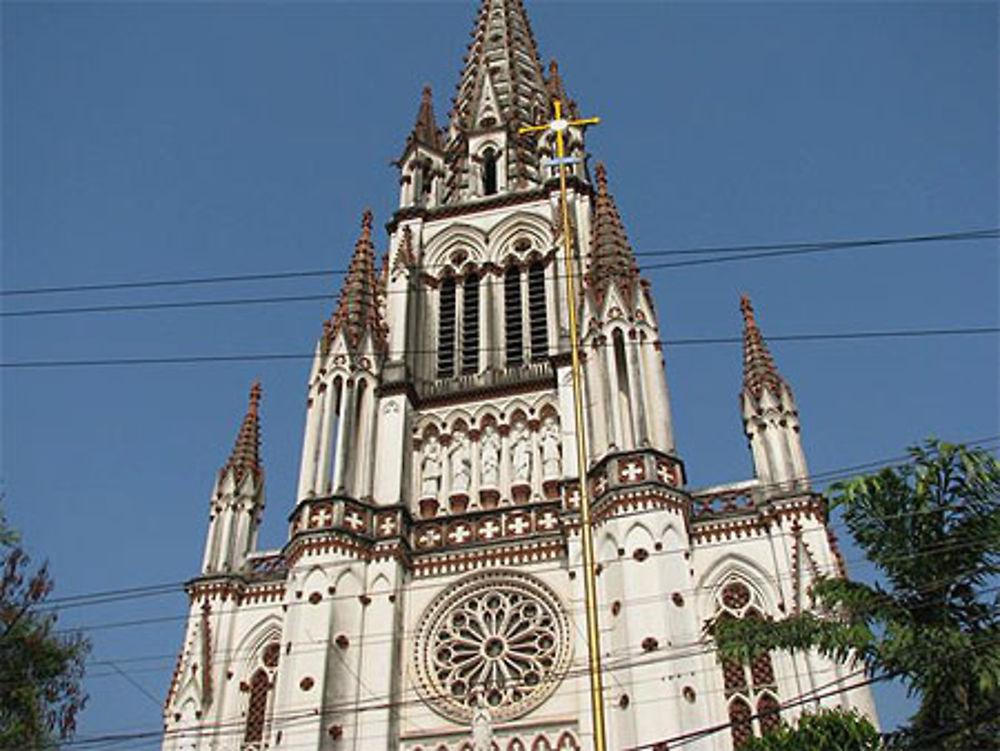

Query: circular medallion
[[412, 570, 571, 723]]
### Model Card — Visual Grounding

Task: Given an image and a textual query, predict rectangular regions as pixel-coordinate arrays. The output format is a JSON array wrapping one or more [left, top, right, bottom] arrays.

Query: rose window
[[412, 570, 571, 723]]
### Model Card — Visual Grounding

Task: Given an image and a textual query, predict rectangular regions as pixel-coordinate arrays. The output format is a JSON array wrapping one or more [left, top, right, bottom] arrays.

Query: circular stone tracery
[[413, 570, 572, 723]]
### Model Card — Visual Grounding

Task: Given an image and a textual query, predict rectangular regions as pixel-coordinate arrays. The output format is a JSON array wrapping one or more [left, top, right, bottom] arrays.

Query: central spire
[[448, 0, 548, 135], [442, 0, 561, 202]]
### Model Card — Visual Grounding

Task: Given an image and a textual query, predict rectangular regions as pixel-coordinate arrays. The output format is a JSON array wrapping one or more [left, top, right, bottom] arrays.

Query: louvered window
[[505, 267, 523, 365], [528, 261, 547, 360], [437, 278, 456, 377], [461, 274, 480, 374]]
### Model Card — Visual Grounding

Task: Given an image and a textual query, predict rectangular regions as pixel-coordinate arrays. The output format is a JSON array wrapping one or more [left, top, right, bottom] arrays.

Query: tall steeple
[[448, 0, 549, 135], [586, 162, 640, 306], [327, 210, 385, 352], [738, 296, 810, 494], [203, 382, 266, 574], [442, 0, 553, 202]]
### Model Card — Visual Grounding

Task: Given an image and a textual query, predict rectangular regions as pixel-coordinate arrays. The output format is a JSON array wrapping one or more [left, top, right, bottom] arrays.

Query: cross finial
[[361, 208, 373, 236]]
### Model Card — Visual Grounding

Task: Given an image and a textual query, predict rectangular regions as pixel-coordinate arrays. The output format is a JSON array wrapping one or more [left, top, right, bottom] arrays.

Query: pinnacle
[[586, 161, 639, 304], [740, 295, 786, 400], [221, 381, 263, 487], [329, 209, 385, 351], [406, 85, 443, 153]]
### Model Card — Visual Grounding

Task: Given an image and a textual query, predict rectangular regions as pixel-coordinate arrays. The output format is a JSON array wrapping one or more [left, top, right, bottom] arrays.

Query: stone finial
[[328, 209, 386, 351], [221, 381, 263, 486], [740, 295, 786, 400], [586, 161, 639, 305]]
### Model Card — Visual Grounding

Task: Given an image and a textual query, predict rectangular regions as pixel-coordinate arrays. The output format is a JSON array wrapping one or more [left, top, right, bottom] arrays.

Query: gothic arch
[[486, 211, 554, 266], [507, 739, 526, 751], [235, 615, 283, 668], [333, 566, 363, 597], [695, 554, 780, 620], [369, 572, 392, 596], [423, 223, 488, 271], [623, 521, 655, 554], [555, 731, 579, 750], [301, 565, 330, 594]]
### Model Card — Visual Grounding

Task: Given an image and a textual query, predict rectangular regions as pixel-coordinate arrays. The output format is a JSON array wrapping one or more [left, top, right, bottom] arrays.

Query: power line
[[3, 227, 995, 299], [31, 434, 1000, 620], [2, 228, 995, 316], [1, 325, 996, 370]]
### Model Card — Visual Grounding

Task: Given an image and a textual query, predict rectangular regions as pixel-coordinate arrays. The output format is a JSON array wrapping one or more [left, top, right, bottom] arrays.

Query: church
[[162, 1, 877, 749]]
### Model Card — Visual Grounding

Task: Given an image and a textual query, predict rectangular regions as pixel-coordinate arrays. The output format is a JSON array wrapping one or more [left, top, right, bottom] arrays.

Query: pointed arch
[[234, 615, 283, 669], [243, 668, 270, 744], [507, 739, 527, 751], [555, 731, 579, 750], [486, 211, 554, 265], [695, 553, 781, 619], [369, 572, 392, 596], [423, 223, 488, 269]]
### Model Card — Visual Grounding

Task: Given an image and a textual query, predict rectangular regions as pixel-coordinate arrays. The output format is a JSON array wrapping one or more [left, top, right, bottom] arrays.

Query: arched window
[[505, 267, 523, 365], [716, 580, 781, 748], [482, 149, 498, 196], [528, 261, 547, 360], [243, 668, 270, 745], [461, 273, 480, 374], [437, 277, 457, 378]]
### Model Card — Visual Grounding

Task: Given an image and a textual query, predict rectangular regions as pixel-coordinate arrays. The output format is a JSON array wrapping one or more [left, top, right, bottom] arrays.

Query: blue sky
[[2, 0, 997, 744]]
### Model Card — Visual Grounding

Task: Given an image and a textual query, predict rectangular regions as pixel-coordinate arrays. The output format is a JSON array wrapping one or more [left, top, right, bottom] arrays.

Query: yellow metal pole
[[523, 100, 607, 751]]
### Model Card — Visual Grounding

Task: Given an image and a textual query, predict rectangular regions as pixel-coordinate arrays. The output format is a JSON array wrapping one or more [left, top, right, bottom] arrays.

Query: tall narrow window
[[482, 149, 498, 196], [461, 274, 480, 374], [437, 278, 456, 378], [505, 267, 523, 365], [613, 330, 634, 446], [243, 669, 269, 745], [528, 261, 548, 360], [716, 581, 781, 749]]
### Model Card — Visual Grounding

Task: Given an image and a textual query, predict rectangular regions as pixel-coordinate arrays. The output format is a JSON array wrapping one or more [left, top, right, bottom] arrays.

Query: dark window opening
[[482, 149, 498, 196], [437, 278, 456, 378], [461, 274, 480, 374], [505, 267, 523, 365], [528, 261, 548, 360]]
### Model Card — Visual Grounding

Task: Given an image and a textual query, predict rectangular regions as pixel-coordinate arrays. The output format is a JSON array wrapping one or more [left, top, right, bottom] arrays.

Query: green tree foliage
[[743, 708, 880, 751], [0, 502, 89, 748], [715, 440, 1000, 749]]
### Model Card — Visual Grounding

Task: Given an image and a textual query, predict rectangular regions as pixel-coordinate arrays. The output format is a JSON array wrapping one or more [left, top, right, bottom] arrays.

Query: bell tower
[[163, 3, 878, 750]]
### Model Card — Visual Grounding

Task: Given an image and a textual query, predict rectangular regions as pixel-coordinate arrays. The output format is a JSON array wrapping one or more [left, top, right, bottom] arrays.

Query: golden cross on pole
[[519, 100, 607, 751]]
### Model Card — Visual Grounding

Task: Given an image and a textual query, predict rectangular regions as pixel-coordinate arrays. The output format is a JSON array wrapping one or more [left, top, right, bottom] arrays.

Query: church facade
[[162, 2, 877, 750]]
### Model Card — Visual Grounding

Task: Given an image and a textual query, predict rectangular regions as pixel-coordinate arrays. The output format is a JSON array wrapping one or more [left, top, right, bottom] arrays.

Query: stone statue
[[540, 416, 561, 477], [450, 432, 472, 493], [480, 424, 500, 487], [470, 686, 494, 751], [511, 420, 532, 483], [421, 435, 442, 497]]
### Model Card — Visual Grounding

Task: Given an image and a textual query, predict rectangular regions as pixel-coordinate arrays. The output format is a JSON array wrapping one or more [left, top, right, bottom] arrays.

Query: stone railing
[[690, 481, 758, 519], [417, 360, 554, 402]]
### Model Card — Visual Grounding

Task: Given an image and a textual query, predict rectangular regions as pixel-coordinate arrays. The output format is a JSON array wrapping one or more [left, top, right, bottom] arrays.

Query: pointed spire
[[586, 162, 640, 304], [448, 0, 549, 134], [406, 85, 443, 153], [443, 0, 552, 200], [740, 295, 787, 400], [329, 210, 385, 351], [221, 382, 262, 486]]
